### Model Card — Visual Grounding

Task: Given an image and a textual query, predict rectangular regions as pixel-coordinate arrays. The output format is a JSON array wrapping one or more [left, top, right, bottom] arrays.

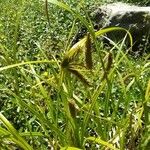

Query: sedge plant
[[0, 0, 149, 149]]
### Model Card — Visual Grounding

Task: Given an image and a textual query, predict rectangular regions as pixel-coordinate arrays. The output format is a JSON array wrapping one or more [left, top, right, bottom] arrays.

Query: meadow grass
[[0, 0, 150, 149]]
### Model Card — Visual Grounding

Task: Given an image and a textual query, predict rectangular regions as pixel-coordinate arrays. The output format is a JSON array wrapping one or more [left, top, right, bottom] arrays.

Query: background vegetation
[[0, 0, 150, 149]]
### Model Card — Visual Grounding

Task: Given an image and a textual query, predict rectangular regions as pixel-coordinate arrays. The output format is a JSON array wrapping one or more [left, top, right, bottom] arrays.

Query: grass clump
[[0, 0, 149, 149]]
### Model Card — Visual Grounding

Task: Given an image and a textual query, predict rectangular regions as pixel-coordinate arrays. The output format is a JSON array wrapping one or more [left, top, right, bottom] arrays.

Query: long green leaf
[[0, 60, 55, 72], [61, 147, 81, 150], [95, 27, 133, 47], [42, 0, 94, 35], [86, 137, 119, 150], [0, 113, 33, 150]]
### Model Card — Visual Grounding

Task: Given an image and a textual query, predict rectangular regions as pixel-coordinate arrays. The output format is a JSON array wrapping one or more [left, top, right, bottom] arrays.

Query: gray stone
[[91, 2, 150, 52]]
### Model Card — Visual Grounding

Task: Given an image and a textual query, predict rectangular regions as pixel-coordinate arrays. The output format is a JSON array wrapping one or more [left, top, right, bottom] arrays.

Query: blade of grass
[[95, 27, 133, 47], [86, 137, 119, 150], [0, 113, 33, 150], [0, 60, 55, 72]]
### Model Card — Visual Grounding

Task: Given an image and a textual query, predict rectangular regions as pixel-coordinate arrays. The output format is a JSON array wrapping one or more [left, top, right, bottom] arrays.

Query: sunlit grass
[[0, 0, 149, 149]]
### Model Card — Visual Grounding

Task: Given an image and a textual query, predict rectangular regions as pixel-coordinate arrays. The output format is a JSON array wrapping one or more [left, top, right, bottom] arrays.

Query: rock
[[75, 3, 150, 54], [92, 3, 150, 48]]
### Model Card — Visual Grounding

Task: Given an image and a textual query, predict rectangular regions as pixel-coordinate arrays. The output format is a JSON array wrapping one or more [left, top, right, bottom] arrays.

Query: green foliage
[[0, 0, 149, 149]]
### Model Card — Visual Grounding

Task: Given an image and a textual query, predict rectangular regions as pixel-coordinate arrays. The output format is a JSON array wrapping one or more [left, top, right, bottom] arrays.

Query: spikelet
[[61, 57, 70, 68], [68, 67, 90, 86], [123, 73, 135, 84], [106, 52, 113, 72], [102, 52, 113, 81], [61, 37, 86, 69], [85, 33, 93, 70], [68, 99, 80, 118]]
